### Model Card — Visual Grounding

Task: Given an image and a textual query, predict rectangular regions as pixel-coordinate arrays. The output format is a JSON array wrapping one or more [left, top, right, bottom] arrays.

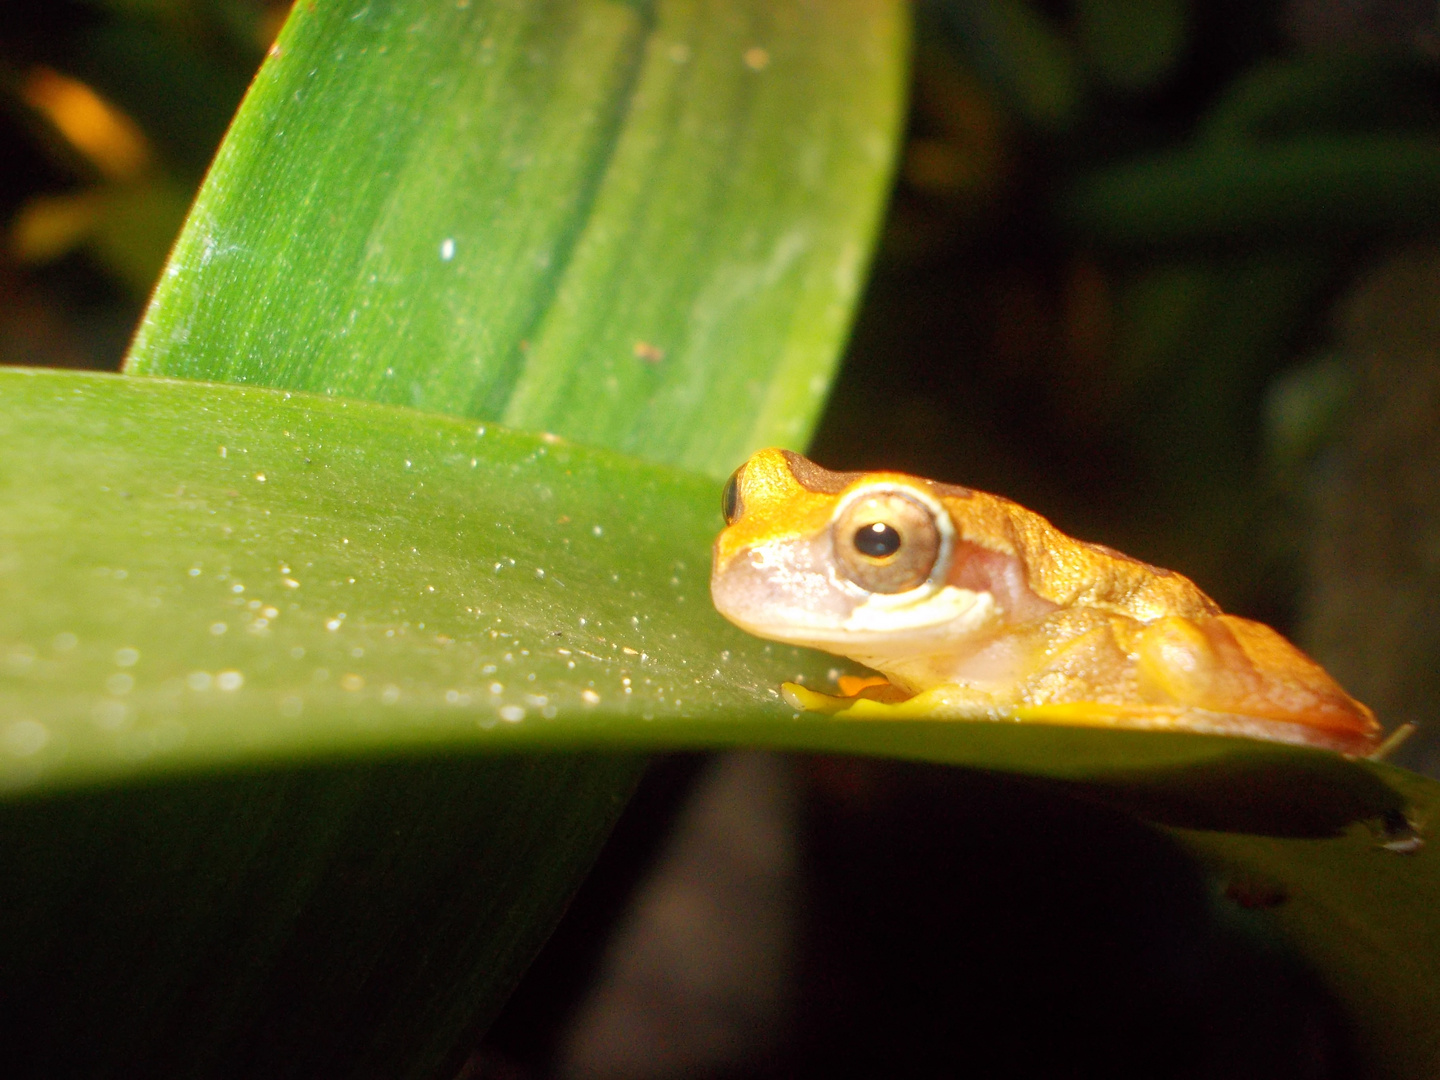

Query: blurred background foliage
[[5, 0, 1440, 1075]]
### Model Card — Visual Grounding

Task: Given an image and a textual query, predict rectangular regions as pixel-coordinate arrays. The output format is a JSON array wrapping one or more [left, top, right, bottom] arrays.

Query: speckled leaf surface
[[0, 370, 837, 794], [125, 0, 907, 478]]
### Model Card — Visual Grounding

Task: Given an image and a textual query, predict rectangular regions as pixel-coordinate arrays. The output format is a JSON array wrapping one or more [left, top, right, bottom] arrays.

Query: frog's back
[[933, 486, 1220, 622]]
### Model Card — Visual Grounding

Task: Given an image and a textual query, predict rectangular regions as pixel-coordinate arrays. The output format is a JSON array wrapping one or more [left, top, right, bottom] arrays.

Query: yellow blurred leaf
[[8, 191, 105, 262], [22, 66, 152, 182]]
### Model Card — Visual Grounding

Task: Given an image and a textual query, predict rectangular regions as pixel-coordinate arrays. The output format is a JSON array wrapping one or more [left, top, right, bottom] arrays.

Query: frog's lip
[[713, 585, 1000, 654], [710, 534, 861, 630]]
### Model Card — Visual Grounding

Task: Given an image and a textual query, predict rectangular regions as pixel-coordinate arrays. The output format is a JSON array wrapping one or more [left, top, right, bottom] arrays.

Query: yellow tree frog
[[710, 448, 1380, 755]]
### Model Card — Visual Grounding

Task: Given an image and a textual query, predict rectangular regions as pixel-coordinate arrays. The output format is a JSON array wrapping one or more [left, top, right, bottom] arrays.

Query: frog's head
[[710, 448, 1004, 658]]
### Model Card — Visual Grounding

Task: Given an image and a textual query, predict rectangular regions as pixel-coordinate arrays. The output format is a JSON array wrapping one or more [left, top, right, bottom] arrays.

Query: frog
[[710, 448, 1381, 756]]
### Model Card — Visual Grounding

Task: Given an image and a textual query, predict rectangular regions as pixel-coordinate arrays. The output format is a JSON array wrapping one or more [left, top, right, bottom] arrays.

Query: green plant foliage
[[126, 0, 907, 479], [931, 0, 1081, 132], [1065, 53, 1440, 247], [0, 369, 838, 794], [1074, 0, 1187, 92], [1198, 53, 1440, 147], [1063, 136, 1440, 245], [5, 367, 1440, 1079], [0, 753, 640, 1080]]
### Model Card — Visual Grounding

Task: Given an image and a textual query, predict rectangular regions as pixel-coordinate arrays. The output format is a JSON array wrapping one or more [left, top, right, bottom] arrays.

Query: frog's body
[[710, 448, 1380, 755]]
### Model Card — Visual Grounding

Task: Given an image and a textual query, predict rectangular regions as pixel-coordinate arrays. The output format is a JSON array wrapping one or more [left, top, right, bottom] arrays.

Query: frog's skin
[[710, 448, 1381, 755]]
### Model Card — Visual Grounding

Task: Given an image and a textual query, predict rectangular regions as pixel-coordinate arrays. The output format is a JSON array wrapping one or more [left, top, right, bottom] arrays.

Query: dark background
[[3, 1, 1438, 1076]]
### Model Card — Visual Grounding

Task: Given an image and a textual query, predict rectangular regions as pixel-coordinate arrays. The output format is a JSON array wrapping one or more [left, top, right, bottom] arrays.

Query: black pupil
[[854, 521, 901, 558], [721, 471, 742, 524]]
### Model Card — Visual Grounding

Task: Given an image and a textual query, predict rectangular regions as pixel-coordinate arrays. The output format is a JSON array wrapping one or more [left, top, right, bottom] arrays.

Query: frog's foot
[[782, 676, 911, 713], [781, 680, 1007, 718]]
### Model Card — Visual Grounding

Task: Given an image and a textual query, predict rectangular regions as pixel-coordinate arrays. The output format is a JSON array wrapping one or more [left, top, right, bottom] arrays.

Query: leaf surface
[[126, 0, 907, 478], [0, 369, 1399, 809], [4, 370, 1440, 1079]]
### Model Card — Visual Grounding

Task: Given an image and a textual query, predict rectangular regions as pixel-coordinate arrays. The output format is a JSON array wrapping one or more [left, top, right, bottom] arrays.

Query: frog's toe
[[782, 682, 847, 713], [781, 679, 915, 714]]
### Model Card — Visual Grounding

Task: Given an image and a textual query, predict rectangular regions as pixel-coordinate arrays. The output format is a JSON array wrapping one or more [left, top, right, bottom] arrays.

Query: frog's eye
[[721, 468, 744, 525], [834, 491, 942, 594]]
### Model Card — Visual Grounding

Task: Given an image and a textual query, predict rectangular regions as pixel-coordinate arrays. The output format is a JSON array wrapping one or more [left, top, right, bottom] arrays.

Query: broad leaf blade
[[6, 370, 1440, 1079], [0, 369, 833, 793], [125, 0, 908, 477], [0, 754, 640, 1080], [0, 369, 1394, 808]]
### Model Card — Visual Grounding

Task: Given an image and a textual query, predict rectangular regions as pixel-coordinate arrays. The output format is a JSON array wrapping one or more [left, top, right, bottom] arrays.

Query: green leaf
[[125, 0, 908, 478], [1074, 0, 1187, 93], [932, 0, 1081, 132], [0, 369, 836, 794], [1062, 135, 1440, 245], [0, 367, 1400, 806], [0, 752, 641, 1080], [1197, 53, 1440, 147], [5, 368, 1440, 1079]]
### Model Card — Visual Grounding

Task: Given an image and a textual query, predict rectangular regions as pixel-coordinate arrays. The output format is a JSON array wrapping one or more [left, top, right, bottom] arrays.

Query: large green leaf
[[5, 368, 1440, 1079], [126, 0, 907, 478], [0, 753, 639, 1079], [0, 369, 1401, 810], [0, 369, 835, 794]]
